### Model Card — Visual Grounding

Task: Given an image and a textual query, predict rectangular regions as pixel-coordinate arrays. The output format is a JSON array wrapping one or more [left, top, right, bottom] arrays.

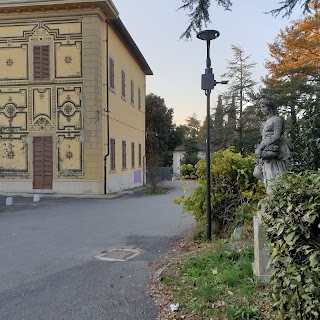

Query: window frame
[[110, 138, 116, 171], [130, 79, 134, 105], [121, 70, 126, 99], [33, 45, 50, 80], [131, 142, 135, 168], [122, 140, 127, 169], [138, 87, 141, 111], [138, 143, 142, 167], [109, 57, 115, 91]]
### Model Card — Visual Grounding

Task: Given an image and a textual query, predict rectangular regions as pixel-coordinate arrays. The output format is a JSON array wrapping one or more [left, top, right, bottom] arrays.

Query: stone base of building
[[0, 179, 102, 195]]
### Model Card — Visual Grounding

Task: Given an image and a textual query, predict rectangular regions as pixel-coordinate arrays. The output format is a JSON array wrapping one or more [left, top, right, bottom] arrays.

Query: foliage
[[178, 0, 316, 39], [182, 136, 200, 166], [146, 93, 184, 167], [146, 93, 174, 153], [175, 148, 265, 232], [185, 113, 201, 138], [261, 171, 320, 320], [224, 94, 238, 148], [168, 125, 188, 151], [233, 202, 258, 239], [212, 94, 225, 149], [266, 10, 320, 83], [263, 9, 320, 128], [221, 45, 257, 154], [291, 97, 320, 171], [160, 241, 269, 319], [180, 163, 197, 179], [241, 103, 264, 154]]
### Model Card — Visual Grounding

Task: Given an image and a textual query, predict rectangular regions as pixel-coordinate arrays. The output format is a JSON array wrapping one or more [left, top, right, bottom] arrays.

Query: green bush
[[180, 163, 197, 179], [262, 171, 320, 320], [175, 148, 265, 233]]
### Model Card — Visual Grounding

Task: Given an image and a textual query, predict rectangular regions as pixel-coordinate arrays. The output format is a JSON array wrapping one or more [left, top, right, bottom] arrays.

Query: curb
[[0, 186, 149, 200]]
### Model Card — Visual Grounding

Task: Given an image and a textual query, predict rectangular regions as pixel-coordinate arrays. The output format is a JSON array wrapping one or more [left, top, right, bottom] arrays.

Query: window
[[109, 58, 115, 90], [121, 70, 126, 98], [110, 138, 116, 171], [138, 87, 141, 111], [122, 140, 127, 169], [131, 142, 135, 168], [130, 80, 134, 105], [138, 143, 142, 167], [33, 45, 50, 80]]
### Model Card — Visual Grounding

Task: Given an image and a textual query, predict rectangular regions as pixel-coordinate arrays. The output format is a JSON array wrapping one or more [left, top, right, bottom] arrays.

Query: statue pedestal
[[253, 211, 272, 283]]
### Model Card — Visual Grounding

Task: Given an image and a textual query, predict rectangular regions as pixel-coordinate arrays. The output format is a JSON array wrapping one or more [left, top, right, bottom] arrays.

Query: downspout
[[143, 78, 147, 186], [104, 20, 111, 194]]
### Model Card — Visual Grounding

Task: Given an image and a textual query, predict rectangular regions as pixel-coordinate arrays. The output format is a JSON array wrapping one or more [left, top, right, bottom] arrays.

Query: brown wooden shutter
[[33, 46, 42, 80], [33, 45, 50, 80], [33, 137, 44, 189], [41, 46, 50, 80], [33, 136, 53, 189]]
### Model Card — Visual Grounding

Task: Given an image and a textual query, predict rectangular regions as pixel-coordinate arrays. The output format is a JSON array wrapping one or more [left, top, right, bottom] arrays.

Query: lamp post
[[197, 30, 228, 241]]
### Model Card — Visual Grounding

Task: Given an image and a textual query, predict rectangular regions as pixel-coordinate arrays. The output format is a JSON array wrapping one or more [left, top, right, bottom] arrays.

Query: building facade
[[0, 0, 152, 194], [172, 148, 205, 177]]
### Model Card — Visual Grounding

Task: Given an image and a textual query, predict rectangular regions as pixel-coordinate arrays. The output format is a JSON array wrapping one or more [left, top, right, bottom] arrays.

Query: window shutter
[[33, 45, 50, 80], [41, 46, 50, 80], [33, 46, 42, 80]]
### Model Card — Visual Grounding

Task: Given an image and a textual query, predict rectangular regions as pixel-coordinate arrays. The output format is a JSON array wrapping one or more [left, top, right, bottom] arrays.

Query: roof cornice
[[0, 0, 119, 19]]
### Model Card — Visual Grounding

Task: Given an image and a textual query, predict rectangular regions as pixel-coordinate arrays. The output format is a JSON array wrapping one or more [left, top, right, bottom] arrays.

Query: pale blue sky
[[113, 0, 302, 125]]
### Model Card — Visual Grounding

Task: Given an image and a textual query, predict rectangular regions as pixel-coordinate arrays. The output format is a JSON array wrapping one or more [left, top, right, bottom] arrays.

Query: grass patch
[[161, 240, 269, 319]]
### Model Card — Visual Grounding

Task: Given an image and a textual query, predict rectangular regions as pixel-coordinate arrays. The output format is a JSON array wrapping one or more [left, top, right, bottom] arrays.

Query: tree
[[221, 45, 257, 154], [266, 11, 320, 83], [178, 0, 317, 39], [161, 124, 187, 167], [291, 97, 320, 170], [183, 137, 200, 166], [263, 8, 319, 130], [185, 113, 201, 138], [224, 93, 237, 148], [212, 95, 225, 149], [146, 93, 185, 191], [146, 93, 174, 162], [241, 102, 264, 154]]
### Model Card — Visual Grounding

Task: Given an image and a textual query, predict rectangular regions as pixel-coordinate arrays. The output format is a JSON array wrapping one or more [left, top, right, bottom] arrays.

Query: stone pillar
[[253, 211, 272, 283]]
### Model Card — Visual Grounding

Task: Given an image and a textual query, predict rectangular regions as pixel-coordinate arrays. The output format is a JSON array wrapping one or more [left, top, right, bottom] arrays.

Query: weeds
[[160, 241, 269, 319]]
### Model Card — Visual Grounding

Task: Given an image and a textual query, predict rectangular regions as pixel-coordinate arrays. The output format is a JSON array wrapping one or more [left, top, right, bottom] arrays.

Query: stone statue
[[253, 96, 290, 194]]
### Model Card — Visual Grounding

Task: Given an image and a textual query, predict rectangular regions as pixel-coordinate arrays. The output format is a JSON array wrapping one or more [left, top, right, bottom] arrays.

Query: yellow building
[[0, 0, 152, 195]]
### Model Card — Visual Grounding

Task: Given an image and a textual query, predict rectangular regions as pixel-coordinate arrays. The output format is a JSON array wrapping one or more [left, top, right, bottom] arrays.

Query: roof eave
[[109, 18, 153, 76]]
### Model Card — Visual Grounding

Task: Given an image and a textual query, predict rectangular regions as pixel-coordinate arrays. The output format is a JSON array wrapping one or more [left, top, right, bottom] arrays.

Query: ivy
[[262, 172, 320, 320]]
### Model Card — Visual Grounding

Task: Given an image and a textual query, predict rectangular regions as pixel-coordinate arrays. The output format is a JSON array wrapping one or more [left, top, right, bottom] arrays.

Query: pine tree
[[224, 93, 237, 148], [221, 45, 257, 154], [178, 0, 317, 39], [212, 95, 225, 149]]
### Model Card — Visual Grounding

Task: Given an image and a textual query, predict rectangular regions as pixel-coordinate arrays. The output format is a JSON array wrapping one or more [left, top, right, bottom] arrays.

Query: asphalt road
[[0, 180, 194, 320]]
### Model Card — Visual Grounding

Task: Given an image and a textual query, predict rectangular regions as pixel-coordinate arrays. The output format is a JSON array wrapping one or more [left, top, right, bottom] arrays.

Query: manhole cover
[[95, 248, 141, 261]]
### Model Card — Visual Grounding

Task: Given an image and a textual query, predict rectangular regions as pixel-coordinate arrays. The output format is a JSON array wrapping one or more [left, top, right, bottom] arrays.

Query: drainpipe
[[104, 20, 111, 194]]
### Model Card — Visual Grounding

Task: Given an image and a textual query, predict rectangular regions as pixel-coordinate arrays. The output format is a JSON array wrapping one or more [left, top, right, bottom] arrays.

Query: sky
[[113, 0, 302, 125]]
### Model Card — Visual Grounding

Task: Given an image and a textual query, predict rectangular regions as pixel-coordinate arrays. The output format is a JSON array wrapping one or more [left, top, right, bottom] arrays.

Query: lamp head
[[197, 30, 220, 41]]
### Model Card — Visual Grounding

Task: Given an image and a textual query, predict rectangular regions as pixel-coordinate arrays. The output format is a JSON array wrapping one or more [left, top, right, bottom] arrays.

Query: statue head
[[258, 95, 277, 113]]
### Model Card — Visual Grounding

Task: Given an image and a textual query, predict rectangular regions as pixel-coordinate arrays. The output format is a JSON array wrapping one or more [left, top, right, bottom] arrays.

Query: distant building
[[0, 0, 152, 194], [172, 145, 205, 177]]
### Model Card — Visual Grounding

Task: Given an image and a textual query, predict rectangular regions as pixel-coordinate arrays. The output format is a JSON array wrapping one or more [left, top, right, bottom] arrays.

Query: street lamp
[[197, 30, 228, 241]]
